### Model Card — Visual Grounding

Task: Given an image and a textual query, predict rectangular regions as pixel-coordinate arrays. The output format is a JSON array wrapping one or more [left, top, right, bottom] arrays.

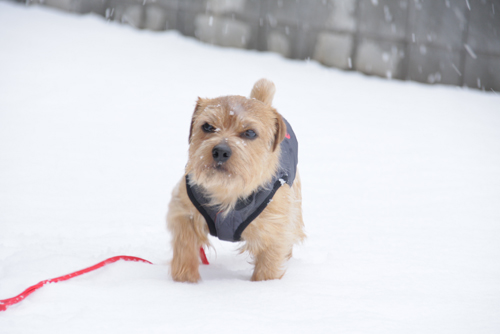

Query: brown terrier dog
[[167, 79, 305, 282]]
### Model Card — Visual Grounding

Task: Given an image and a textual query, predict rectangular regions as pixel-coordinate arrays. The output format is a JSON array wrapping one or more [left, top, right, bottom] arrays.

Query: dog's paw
[[172, 271, 200, 283], [250, 267, 285, 282], [171, 268, 201, 283], [171, 259, 201, 283]]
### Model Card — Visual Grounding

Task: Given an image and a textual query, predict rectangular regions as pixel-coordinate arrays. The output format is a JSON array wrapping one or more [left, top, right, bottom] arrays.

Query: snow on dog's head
[[185, 79, 286, 210]]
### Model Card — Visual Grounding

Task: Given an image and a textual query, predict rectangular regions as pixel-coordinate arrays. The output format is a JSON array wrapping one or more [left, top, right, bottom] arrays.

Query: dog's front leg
[[250, 244, 289, 281], [243, 185, 302, 281], [167, 181, 206, 283], [243, 217, 293, 281], [169, 216, 201, 283]]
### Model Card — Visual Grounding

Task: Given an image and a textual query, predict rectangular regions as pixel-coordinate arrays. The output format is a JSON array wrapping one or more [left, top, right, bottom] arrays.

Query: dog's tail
[[250, 78, 275, 106]]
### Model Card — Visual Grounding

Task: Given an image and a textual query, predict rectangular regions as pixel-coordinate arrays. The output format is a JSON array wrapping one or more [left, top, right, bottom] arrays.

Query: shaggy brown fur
[[167, 79, 305, 282]]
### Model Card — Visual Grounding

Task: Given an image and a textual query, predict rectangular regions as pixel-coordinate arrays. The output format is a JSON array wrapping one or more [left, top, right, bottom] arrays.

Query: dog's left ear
[[189, 97, 203, 144], [251, 78, 275, 106], [272, 111, 287, 152]]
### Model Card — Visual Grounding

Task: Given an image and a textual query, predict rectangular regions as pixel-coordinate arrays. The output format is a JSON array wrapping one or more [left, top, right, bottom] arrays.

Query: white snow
[[464, 44, 478, 60], [1, 2, 500, 333]]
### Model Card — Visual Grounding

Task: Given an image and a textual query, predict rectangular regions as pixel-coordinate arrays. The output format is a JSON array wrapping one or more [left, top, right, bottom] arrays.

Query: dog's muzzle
[[212, 144, 232, 163]]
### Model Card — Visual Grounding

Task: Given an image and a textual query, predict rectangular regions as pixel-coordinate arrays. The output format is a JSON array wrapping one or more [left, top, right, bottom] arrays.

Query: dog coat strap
[[185, 174, 218, 237], [233, 175, 287, 241]]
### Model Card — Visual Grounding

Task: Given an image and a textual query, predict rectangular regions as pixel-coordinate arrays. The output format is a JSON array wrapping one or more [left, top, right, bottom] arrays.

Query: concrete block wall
[[16, 0, 500, 92]]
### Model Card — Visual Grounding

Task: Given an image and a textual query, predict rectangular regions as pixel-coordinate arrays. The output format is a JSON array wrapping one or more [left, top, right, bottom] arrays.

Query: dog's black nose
[[212, 144, 232, 163]]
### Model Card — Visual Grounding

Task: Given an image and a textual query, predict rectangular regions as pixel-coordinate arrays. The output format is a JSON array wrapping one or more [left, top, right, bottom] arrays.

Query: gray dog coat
[[185, 118, 298, 242]]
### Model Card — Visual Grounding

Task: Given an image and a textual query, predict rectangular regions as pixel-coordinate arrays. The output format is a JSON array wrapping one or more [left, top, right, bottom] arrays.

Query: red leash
[[199, 247, 209, 265], [0, 249, 209, 312]]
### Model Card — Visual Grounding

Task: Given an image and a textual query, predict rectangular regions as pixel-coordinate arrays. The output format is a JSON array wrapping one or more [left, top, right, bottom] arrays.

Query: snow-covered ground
[[1, 2, 499, 333]]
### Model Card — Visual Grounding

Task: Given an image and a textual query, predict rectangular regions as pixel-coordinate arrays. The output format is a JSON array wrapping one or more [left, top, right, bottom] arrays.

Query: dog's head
[[185, 79, 286, 208]]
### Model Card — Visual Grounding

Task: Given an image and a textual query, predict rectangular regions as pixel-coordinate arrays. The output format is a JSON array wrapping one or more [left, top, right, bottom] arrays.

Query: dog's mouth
[[213, 162, 229, 173], [203, 161, 236, 179], [191, 157, 235, 181]]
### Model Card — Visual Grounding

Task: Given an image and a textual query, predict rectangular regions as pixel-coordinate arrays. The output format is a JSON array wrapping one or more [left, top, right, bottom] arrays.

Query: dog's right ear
[[189, 97, 203, 144], [250, 78, 275, 106]]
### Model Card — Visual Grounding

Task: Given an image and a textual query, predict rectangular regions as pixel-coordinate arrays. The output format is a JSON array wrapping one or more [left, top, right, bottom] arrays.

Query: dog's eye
[[242, 129, 257, 139], [202, 123, 216, 133]]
